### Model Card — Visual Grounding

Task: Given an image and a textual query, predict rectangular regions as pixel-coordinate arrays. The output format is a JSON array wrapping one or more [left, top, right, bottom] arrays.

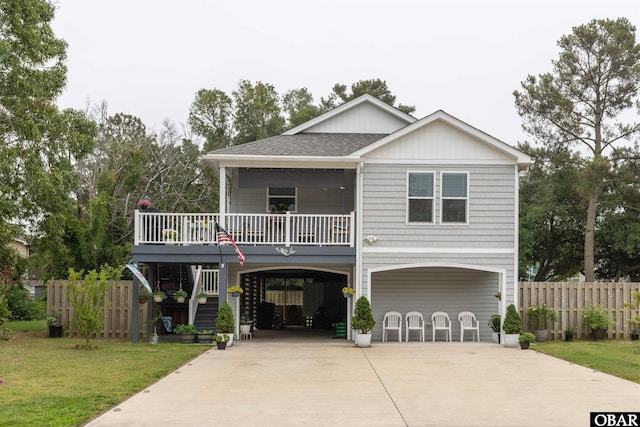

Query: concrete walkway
[[85, 336, 640, 427]]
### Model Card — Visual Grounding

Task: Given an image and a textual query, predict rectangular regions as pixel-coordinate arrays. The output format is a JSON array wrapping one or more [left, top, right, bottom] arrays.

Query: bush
[[583, 305, 613, 330], [351, 296, 375, 333], [519, 332, 535, 343], [174, 324, 197, 334], [488, 314, 501, 332], [7, 285, 46, 321], [216, 300, 235, 333], [527, 304, 557, 330], [502, 304, 522, 334]]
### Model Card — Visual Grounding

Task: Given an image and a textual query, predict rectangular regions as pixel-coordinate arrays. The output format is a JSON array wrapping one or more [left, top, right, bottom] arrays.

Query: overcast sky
[[52, 0, 639, 146]]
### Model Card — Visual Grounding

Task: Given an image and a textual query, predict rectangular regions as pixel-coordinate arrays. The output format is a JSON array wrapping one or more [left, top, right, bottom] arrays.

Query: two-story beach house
[[131, 94, 530, 342]]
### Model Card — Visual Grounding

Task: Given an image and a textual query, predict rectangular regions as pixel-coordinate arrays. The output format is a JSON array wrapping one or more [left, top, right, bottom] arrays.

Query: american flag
[[215, 222, 245, 266]]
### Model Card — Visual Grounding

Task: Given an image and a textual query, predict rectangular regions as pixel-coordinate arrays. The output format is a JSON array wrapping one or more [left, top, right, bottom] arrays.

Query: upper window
[[268, 187, 296, 212], [407, 172, 434, 223], [441, 173, 468, 224]]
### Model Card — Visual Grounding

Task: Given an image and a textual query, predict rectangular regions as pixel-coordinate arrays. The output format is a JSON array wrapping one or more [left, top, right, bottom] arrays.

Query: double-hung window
[[407, 172, 435, 223], [441, 172, 468, 224]]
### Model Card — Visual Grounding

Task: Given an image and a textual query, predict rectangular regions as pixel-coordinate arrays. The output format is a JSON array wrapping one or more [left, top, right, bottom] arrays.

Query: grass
[[533, 339, 640, 384], [0, 320, 209, 427]]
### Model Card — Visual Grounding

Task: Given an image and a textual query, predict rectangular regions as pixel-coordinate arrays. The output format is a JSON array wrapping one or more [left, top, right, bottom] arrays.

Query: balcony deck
[[134, 211, 354, 247]]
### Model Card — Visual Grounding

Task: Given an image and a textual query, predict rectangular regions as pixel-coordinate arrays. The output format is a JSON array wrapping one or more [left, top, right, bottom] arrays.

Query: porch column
[[219, 166, 226, 228], [218, 263, 228, 307], [132, 276, 140, 344]]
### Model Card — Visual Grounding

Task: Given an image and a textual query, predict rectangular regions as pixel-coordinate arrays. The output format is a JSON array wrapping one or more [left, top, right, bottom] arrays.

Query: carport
[[369, 263, 507, 341]]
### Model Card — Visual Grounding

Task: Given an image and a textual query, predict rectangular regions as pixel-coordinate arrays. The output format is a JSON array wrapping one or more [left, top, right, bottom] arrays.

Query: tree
[[68, 265, 123, 349], [320, 79, 415, 115], [282, 87, 321, 128], [519, 143, 586, 281], [232, 80, 285, 145], [514, 18, 640, 282], [0, 1, 95, 272], [188, 88, 233, 151]]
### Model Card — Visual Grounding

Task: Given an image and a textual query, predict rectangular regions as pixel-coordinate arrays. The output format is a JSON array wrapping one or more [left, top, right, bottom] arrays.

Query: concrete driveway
[[85, 334, 640, 427]]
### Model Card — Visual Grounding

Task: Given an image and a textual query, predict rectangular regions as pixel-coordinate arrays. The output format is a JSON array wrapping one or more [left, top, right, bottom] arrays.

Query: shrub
[[488, 314, 501, 332], [216, 300, 235, 333], [174, 324, 197, 334], [527, 304, 557, 330], [583, 305, 613, 330], [519, 332, 536, 343], [502, 304, 522, 334], [351, 296, 375, 333]]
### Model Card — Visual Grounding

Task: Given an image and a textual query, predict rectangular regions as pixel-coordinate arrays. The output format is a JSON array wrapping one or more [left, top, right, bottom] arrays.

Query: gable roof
[[351, 110, 531, 169], [282, 94, 416, 135], [203, 95, 531, 170]]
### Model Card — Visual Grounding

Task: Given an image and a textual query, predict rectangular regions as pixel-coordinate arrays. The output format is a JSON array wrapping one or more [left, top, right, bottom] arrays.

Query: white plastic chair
[[431, 311, 452, 342], [405, 311, 425, 342], [382, 311, 403, 342], [458, 311, 480, 342]]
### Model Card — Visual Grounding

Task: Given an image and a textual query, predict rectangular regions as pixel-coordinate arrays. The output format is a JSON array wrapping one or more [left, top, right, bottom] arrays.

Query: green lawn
[[533, 339, 640, 384], [0, 320, 209, 427]]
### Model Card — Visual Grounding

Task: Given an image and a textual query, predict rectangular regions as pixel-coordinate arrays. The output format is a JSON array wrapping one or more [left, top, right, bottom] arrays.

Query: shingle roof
[[208, 133, 387, 157]]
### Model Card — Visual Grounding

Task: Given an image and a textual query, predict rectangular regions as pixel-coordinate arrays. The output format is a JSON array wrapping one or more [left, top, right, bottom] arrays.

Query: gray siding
[[370, 267, 499, 342], [361, 164, 516, 248]]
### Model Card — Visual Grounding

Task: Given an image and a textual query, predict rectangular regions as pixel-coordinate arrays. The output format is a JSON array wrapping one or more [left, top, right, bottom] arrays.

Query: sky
[[52, 0, 640, 146]]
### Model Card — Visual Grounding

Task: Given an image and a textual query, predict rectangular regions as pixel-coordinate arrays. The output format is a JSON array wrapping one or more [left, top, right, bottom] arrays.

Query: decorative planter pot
[[630, 333, 639, 341], [533, 329, 549, 342], [354, 332, 372, 348], [153, 295, 164, 303], [198, 333, 214, 344], [216, 341, 227, 350], [178, 333, 195, 344], [240, 324, 251, 334], [176, 296, 186, 303], [139, 296, 149, 304], [503, 334, 519, 347], [519, 341, 530, 350], [565, 333, 574, 342], [231, 292, 240, 297], [149, 335, 159, 345], [217, 333, 234, 347], [343, 293, 351, 299], [197, 297, 207, 304], [48, 325, 63, 338], [591, 328, 606, 341]]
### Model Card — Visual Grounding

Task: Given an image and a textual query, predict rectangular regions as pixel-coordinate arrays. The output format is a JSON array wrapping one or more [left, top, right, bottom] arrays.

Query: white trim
[[368, 262, 507, 275], [362, 247, 515, 254], [406, 170, 435, 224], [361, 158, 522, 166], [513, 164, 520, 306], [356, 161, 364, 297], [440, 171, 469, 225], [282, 94, 416, 135], [352, 110, 531, 169]]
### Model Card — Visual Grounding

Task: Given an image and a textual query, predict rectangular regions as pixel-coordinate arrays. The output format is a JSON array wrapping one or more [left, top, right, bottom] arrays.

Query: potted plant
[[351, 296, 375, 347], [527, 303, 557, 342], [174, 323, 196, 344], [196, 292, 208, 304], [47, 309, 63, 338], [502, 304, 522, 347], [215, 333, 230, 350], [153, 291, 166, 303], [564, 327, 576, 342], [216, 300, 235, 346], [227, 286, 243, 297], [518, 332, 535, 349], [488, 314, 501, 344], [138, 290, 151, 304], [625, 291, 640, 340], [197, 329, 214, 344], [583, 305, 613, 341], [173, 289, 188, 303], [342, 287, 356, 298], [162, 228, 179, 243], [239, 311, 252, 335]]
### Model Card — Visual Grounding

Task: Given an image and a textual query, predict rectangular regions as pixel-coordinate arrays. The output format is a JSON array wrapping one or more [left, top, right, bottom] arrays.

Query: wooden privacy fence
[[47, 280, 148, 339], [519, 282, 640, 340], [46, 280, 639, 341]]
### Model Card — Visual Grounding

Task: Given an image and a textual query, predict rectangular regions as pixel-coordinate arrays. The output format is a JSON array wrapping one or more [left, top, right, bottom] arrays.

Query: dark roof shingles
[[208, 133, 387, 157]]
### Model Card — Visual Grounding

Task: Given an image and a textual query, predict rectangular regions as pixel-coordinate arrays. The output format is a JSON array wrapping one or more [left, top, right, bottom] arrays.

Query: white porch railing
[[134, 211, 354, 247]]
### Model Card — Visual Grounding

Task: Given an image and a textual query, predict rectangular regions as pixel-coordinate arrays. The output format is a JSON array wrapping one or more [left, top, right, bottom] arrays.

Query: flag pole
[[215, 221, 224, 268]]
